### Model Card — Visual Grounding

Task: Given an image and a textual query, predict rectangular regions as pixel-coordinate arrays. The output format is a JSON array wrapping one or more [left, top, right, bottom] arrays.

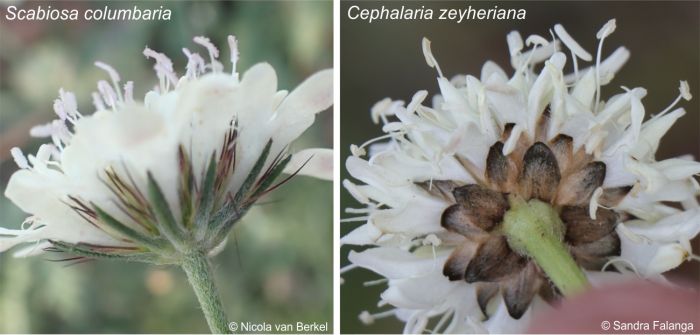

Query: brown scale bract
[[418, 111, 633, 320]]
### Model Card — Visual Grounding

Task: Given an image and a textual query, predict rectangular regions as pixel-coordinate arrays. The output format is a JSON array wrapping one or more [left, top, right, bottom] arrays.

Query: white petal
[[370, 194, 446, 235], [624, 159, 666, 194], [346, 156, 408, 188], [630, 108, 685, 160], [341, 223, 383, 246], [437, 77, 479, 126], [63, 105, 180, 214], [618, 226, 689, 276], [282, 148, 332, 181], [4, 170, 122, 250], [480, 61, 507, 83], [506, 31, 524, 57], [272, 69, 333, 149], [348, 247, 443, 279], [381, 273, 457, 310], [624, 209, 700, 243], [342, 179, 370, 204], [12, 241, 52, 257], [570, 70, 596, 109], [600, 154, 636, 188], [655, 158, 700, 180], [371, 151, 474, 185], [526, 57, 558, 133], [647, 243, 689, 274]]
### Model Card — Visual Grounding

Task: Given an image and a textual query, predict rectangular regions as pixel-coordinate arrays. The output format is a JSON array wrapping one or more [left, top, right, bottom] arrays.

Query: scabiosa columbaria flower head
[[2, 35, 332, 264], [342, 20, 699, 333]]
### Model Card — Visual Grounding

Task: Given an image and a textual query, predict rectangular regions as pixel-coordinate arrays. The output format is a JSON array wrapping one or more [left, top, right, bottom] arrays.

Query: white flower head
[[343, 21, 699, 333], [2, 35, 333, 263]]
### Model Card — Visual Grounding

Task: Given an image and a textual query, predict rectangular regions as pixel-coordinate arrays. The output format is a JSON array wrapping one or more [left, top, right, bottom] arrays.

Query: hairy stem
[[182, 252, 229, 334], [502, 196, 589, 296]]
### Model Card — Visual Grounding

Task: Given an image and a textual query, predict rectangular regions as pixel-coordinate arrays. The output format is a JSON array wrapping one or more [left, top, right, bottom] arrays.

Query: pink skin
[[528, 280, 700, 334]]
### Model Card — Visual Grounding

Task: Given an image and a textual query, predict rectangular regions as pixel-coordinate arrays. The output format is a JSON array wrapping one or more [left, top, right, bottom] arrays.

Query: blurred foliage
[[340, 1, 699, 333], [0, 0, 332, 333]]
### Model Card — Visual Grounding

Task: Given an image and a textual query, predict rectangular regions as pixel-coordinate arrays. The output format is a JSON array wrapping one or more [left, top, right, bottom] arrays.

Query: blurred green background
[[340, 1, 700, 333], [0, 0, 332, 333]]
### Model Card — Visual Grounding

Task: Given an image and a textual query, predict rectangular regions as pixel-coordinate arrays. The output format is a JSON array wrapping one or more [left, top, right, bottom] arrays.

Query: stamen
[[596, 19, 617, 40], [94, 61, 121, 84], [97, 80, 117, 109], [594, 19, 617, 113], [370, 98, 396, 124], [656, 81, 693, 118], [358, 311, 374, 325], [10, 147, 29, 169], [363, 278, 388, 287], [564, 46, 629, 85], [358, 310, 396, 325], [431, 309, 455, 334], [182, 48, 205, 78], [519, 40, 560, 70], [194, 36, 223, 72], [53, 99, 67, 121], [345, 207, 373, 214], [554, 23, 592, 83], [589, 187, 604, 219], [422, 38, 444, 78], [350, 144, 366, 157], [29, 122, 53, 138], [340, 263, 358, 274], [357, 133, 403, 155], [602, 257, 640, 276], [92, 92, 106, 111], [32, 144, 53, 166], [679, 80, 692, 100], [94, 61, 123, 103], [194, 36, 219, 59], [515, 35, 547, 77], [525, 34, 549, 47], [123, 81, 134, 103], [339, 216, 369, 223], [422, 234, 441, 247], [21, 217, 36, 230], [228, 35, 239, 79], [57, 89, 80, 122], [143, 47, 178, 91]]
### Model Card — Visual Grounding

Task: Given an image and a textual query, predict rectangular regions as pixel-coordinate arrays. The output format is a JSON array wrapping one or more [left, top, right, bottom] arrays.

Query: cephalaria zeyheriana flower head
[[342, 20, 699, 333], [2, 35, 332, 264]]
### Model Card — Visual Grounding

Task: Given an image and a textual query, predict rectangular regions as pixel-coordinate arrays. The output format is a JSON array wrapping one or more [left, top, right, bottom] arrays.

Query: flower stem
[[181, 252, 229, 334], [502, 196, 589, 297]]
